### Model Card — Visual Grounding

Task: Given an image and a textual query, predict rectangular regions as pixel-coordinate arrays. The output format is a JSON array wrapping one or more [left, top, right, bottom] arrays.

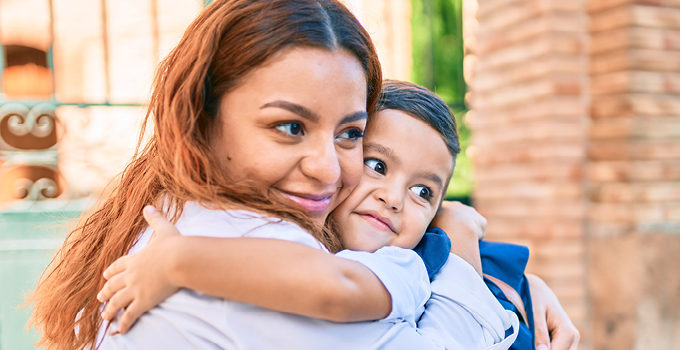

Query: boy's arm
[[98, 206, 391, 334], [168, 236, 391, 321], [429, 201, 484, 276]]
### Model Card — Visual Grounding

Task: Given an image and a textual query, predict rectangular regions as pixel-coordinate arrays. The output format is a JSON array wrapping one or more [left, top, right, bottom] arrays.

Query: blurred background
[[0, 0, 678, 349]]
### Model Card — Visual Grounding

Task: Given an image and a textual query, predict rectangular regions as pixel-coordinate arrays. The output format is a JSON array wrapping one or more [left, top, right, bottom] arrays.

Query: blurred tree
[[411, 0, 471, 203]]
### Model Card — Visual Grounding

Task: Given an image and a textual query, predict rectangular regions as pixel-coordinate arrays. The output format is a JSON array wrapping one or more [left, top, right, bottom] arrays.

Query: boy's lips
[[280, 190, 334, 213], [355, 210, 396, 233]]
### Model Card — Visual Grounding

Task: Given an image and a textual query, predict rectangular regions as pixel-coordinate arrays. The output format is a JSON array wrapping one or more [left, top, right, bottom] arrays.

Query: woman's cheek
[[335, 147, 364, 203]]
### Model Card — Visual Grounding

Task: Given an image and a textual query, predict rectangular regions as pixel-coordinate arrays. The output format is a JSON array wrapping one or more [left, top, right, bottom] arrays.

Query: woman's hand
[[97, 205, 182, 334], [527, 273, 580, 350]]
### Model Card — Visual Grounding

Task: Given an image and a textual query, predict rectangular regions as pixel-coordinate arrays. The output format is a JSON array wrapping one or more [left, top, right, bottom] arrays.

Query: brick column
[[588, 0, 680, 349], [466, 0, 680, 348], [464, 0, 591, 345]]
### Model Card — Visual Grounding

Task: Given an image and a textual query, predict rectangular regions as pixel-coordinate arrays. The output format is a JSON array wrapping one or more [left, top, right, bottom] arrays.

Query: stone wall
[[465, 0, 680, 348]]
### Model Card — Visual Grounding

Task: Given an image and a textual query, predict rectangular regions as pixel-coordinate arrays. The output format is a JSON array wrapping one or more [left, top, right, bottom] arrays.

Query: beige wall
[[343, 0, 412, 81]]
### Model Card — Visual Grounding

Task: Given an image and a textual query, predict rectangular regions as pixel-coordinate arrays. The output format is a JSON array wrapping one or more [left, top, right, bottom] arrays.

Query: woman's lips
[[280, 191, 333, 214], [356, 211, 395, 233]]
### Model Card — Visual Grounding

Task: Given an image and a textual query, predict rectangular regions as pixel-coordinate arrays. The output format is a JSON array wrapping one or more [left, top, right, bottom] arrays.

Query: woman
[[28, 0, 577, 349]]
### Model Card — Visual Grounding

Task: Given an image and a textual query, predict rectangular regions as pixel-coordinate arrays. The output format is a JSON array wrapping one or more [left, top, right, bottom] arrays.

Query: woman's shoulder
[[180, 201, 326, 250], [176, 201, 288, 235], [131, 202, 324, 252]]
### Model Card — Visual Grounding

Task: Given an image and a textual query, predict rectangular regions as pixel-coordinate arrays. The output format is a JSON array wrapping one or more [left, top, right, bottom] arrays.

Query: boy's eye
[[275, 122, 304, 136], [410, 185, 433, 201], [364, 158, 386, 175], [337, 128, 365, 141]]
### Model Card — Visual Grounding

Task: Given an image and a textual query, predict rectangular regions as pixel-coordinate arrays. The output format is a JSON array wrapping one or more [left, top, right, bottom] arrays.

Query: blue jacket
[[414, 229, 535, 349]]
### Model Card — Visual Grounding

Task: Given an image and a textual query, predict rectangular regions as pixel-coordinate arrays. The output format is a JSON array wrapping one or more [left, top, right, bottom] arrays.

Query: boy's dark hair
[[376, 80, 460, 159]]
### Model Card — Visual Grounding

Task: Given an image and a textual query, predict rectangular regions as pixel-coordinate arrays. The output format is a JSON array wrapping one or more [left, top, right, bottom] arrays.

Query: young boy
[[97, 80, 519, 349]]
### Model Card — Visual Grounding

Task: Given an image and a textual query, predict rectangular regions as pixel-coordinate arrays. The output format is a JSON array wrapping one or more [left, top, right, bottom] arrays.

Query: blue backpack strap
[[480, 240, 536, 350], [412, 227, 451, 281]]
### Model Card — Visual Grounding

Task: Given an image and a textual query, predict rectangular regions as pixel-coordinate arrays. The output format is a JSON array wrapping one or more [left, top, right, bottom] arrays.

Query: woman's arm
[[429, 201, 485, 276], [527, 273, 580, 350], [98, 206, 391, 334]]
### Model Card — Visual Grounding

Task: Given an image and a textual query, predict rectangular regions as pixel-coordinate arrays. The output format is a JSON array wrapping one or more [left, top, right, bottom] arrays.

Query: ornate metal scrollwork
[[0, 102, 62, 204], [0, 163, 62, 202], [11, 177, 59, 201], [0, 102, 58, 150]]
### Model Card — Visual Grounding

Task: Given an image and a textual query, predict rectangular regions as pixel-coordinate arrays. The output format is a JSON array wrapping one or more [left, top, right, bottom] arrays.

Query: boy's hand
[[527, 273, 580, 350], [97, 205, 182, 334], [430, 201, 487, 240], [430, 201, 486, 276]]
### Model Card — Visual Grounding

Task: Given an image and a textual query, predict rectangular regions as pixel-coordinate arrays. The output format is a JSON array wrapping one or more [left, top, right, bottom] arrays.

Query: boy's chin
[[342, 235, 385, 253]]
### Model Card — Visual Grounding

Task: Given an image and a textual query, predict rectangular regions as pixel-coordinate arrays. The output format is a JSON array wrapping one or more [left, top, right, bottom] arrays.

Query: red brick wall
[[466, 0, 680, 348], [587, 0, 680, 349]]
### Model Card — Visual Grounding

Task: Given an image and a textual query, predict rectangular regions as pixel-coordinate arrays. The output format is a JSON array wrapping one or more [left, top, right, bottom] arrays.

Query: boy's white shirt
[[97, 202, 518, 349]]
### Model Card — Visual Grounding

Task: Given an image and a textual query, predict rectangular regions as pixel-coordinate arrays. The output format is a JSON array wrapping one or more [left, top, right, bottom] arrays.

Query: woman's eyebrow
[[260, 100, 318, 121], [340, 111, 368, 124]]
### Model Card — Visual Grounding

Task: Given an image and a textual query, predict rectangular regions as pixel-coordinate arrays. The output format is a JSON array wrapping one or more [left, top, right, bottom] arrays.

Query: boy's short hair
[[376, 80, 460, 159]]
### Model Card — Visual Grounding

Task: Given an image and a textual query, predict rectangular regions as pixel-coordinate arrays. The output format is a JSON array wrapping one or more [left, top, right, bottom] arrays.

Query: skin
[[212, 46, 368, 224], [98, 46, 394, 333], [431, 201, 485, 276], [98, 108, 485, 333], [95, 46, 579, 344], [529, 274, 581, 350], [331, 109, 454, 252]]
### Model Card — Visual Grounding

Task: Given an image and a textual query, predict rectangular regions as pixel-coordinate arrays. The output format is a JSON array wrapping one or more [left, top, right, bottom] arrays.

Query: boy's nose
[[377, 189, 403, 212]]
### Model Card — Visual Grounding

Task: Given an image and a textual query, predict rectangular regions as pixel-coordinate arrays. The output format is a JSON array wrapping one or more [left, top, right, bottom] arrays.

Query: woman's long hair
[[27, 1, 381, 348]]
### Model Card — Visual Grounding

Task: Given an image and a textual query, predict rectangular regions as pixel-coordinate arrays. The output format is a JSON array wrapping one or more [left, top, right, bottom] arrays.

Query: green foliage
[[411, 0, 472, 200], [446, 109, 472, 199]]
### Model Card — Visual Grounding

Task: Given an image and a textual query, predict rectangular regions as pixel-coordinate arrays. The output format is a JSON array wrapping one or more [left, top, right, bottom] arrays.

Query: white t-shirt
[[97, 202, 517, 349]]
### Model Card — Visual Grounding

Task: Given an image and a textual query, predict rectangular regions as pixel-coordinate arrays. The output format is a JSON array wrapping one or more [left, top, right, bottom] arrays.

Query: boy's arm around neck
[[98, 206, 393, 334], [167, 236, 392, 322]]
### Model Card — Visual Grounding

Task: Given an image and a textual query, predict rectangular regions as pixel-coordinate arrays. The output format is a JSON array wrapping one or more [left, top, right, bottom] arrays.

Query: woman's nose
[[300, 139, 341, 186]]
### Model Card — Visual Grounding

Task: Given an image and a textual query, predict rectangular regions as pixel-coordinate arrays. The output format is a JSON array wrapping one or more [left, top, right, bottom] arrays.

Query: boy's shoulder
[[337, 246, 430, 325]]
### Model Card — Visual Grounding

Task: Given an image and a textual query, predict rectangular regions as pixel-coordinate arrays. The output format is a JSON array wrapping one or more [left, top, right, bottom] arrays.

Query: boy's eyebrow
[[364, 142, 398, 164], [365, 141, 443, 190]]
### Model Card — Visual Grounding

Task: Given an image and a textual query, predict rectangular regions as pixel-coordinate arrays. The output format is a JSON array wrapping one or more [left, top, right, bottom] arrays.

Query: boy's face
[[330, 108, 454, 252]]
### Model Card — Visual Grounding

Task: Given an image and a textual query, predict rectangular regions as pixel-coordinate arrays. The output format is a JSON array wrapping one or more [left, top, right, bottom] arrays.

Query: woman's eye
[[364, 158, 386, 175], [337, 128, 364, 141], [410, 185, 433, 201], [275, 122, 303, 136]]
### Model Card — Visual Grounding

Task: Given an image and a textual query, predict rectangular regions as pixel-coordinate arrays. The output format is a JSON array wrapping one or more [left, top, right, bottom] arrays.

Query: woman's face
[[211, 47, 368, 224]]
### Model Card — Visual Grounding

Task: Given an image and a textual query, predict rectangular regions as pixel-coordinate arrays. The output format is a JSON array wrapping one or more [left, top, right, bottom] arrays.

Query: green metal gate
[[0, 0, 203, 348]]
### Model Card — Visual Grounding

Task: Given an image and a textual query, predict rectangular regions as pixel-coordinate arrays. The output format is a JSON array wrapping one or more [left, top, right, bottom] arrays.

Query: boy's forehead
[[365, 109, 454, 184]]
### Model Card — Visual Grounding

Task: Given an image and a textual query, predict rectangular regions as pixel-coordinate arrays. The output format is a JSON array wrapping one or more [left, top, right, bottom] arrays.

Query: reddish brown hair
[[28, 0, 381, 348]]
